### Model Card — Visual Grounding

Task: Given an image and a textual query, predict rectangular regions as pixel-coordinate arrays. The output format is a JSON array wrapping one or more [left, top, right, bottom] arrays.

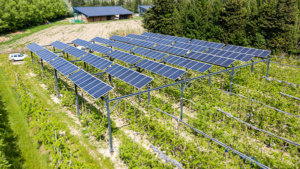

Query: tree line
[[0, 0, 68, 33], [143, 0, 300, 54]]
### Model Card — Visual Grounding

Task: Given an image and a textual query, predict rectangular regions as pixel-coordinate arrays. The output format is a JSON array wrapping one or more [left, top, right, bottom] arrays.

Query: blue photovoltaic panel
[[222, 45, 271, 58], [36, 49, 58, 62], [110, 35, 132, 42], [136, 59, 186, 80], [189, 39, 225, 49], [128, 39, 156, 48], [50, 41, 69, 50], [172, 42, 208, 52], [105, 64, 153, 89], [80, 53, 113, 70], [162, 35, 190, 43], [49, 57, 79, 76], [162, 55, 212, 73], [145, 37, 174, 45], [92, 37, 113, 45], [63, 46, 88, 58], [152, 44, 189, 56], [107, 50, 142, 64], [68, 70, 113, 99], [205, 49, 254, 62], [141, 32, 164, 38], [109, 41, 135, 51], [126, 34, 148, 40], [87, 43, 112, 54], [185, 52, 235, 67], [72, 38, 92, 47], [131, 47, 167, 60], [26, 43, 44, 53]]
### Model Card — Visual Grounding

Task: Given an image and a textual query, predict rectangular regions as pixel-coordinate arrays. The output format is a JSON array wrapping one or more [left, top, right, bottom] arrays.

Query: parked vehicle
[[9, 53, 28, 62]]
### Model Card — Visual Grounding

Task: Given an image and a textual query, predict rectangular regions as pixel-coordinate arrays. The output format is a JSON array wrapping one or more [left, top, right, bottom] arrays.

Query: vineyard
[[0, 32, 299, 169]]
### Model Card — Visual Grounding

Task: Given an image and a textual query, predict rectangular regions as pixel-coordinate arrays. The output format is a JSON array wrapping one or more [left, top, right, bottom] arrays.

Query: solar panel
[[222, 44, 271, 58], [256, 50, 271, 58], [162, 55, 212, 73], [136, 59, 186, 80], [145, 37, 174, 45], [63, 46, 88, 58], [109, 41, 135, 51], [36, 49, 58, 62], [68, 70, 113, 99], [131, 47, 167, 60], [110, 35, 132, 42], [205, 49, 254, 62], [185, 52, 235, 67], [49, 57, 79, 76], [107, 50, 142, 64], [50, 41, 69, 50], [162, 35, 190, 43], [92, 37, 113, 45], [172, 42, 208, 52], [105, 64, 153, 88], [80, 53, 113, 70], [128, 39, 156, 48], [189, 39, 225, 49], [26, 43, 44, 53], [141, 32, 165, 38], [72, 38, 92, 47], [87, 43, 112, 54], [126, 34, 148, 40], [152, 44, 189, 56]]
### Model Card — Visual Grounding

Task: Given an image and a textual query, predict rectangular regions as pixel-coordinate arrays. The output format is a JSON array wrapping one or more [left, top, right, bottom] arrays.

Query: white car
[[76, 46, 86, 50], [9, 53, 28, 62]]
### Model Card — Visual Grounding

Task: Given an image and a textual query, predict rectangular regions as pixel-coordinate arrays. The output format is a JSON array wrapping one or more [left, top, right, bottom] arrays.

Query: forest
[[143, 0, 300, 54]]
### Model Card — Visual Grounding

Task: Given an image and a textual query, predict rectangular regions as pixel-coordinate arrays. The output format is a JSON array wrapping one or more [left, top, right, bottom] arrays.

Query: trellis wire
[[263, 76, 300, 88], [153, 107, 270, 169], [150, 144, 183, 168], [280, 92, 300, 101], [218, 109, 300, 147]]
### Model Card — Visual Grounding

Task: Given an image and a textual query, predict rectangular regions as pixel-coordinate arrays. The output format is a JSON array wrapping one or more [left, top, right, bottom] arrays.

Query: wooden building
[[73, 6, 134, 23]]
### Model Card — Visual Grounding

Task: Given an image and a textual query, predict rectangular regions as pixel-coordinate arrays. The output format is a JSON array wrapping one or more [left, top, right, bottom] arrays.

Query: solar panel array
[[126, 34, 148, 40], [128, 39, 156, 48], [105, 64, 153, 89], [172, 42, 208, 52], [107, 50, 142, 64], [36, 49, 58, 62], [162, 55, 212, 73], [145, 37, 174, 45], [49, 57, 79, 76], [50, 41, 69, 50], [92, 37, 113, 45], [26, 43, 44, 53], [205, 49, 254, 62], [189, 39, 225, 49], [72, 38, 92, 47], [63, 46, 88, 58], [80, 53, 113, 70], [109, 41, 135, 51], [185, 52, 235, 67], [110, 35, 132, 43], [152, 44, 189, 56], [131, 47, 167, 60], [87, 43, 112, 54], [222, 45, 271, 58], [162, 35, 190, 43], [136, 59, 186, 80], [141, 32, 164, 38], [68, 70, 113, 99]]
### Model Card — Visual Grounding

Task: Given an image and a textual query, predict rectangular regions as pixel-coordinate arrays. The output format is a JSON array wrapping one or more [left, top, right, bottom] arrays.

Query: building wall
[[85, 14, 132, 23], [120, 14, 132, 20]]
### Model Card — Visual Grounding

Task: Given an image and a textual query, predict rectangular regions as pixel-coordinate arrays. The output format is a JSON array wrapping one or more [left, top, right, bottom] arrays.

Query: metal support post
[[230, 67, 235, 96], [138, 89, 141, 102], [251, 59, 254, 73], [67, 53, 69, 59], [147, 84, 151, 105], [208, 70, 212, 85], [31, 51, 34, 66], [53, 47, 56, 52], [105, 95, 114, 153], [180, 81, 184, 120], [54, 69, 60, 98], [108, 74, 112, 83], [74, 84, 80, 116], [265, 57, 270, 83], [40, 59, 44, 78]]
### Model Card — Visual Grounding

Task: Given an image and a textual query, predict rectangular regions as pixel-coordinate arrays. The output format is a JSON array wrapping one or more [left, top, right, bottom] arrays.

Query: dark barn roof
[[73, 6, 134, 17], [139, 5, 152, 10]]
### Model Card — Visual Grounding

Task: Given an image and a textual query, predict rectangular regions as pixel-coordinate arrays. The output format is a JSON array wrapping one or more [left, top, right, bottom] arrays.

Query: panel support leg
[[251, 59, 254, 73], [31, 51, 34, 66], [180, 81, 184, 120], [147, 84, 151, 106], [54, 69, 60, 98], [67, 53, 69, 59], [41, 59, 44, 78], [230, 68, 235, 96], [105, 95, 114, 153], [138, 88, 141, 102], [265, 57, 270, 83], [53, 47, 56, 52], [75, 84, 80, 116]]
